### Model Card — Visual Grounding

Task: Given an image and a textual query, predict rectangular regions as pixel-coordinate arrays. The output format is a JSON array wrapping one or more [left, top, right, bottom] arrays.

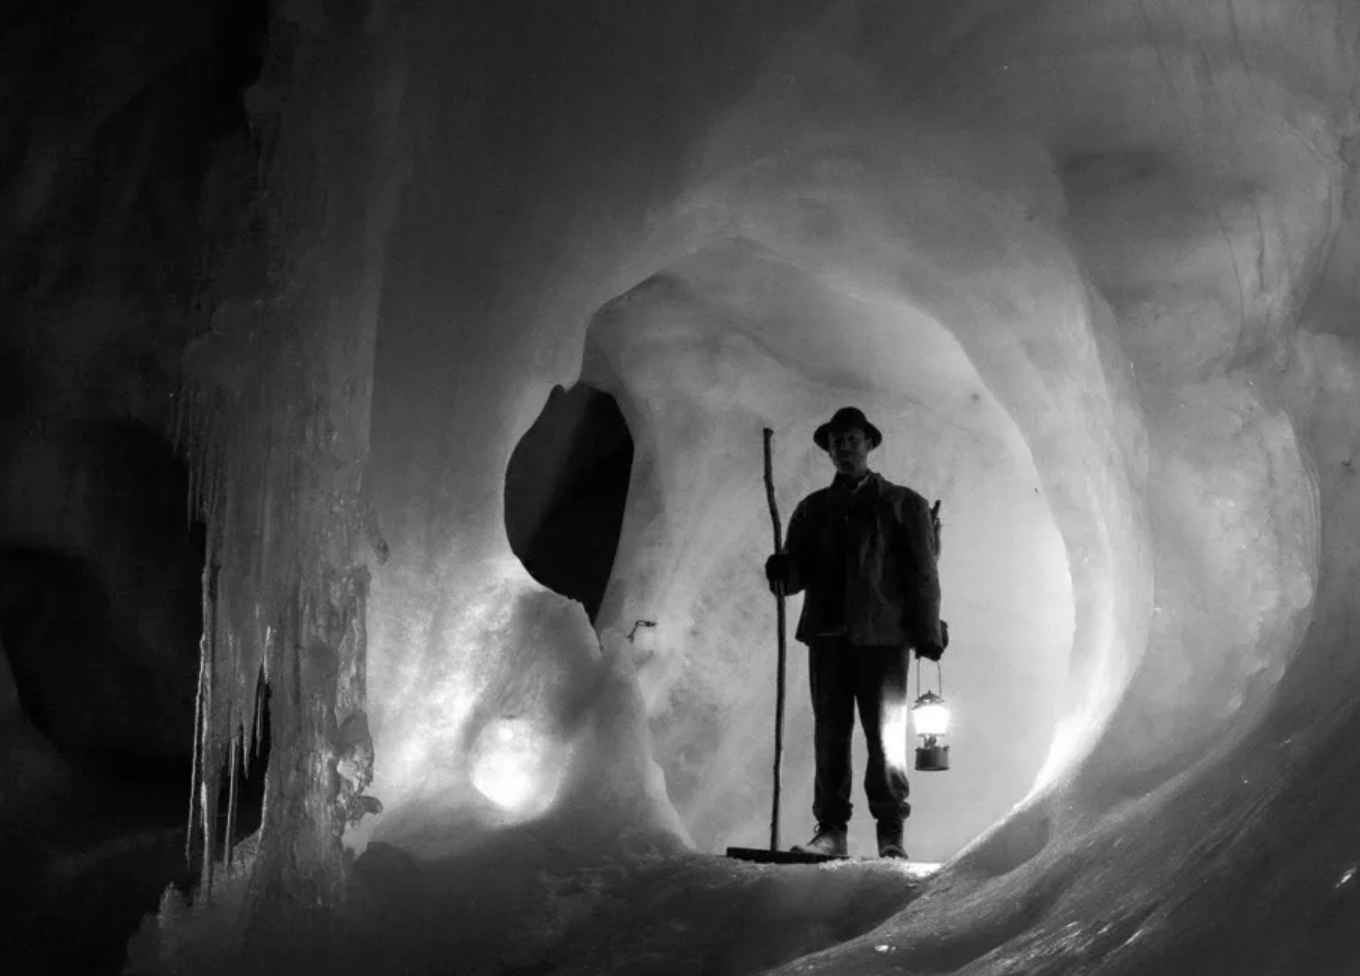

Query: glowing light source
[[912, 693, 950, 738], [469, 717, 562, 818], [912, 680, 952, 772]]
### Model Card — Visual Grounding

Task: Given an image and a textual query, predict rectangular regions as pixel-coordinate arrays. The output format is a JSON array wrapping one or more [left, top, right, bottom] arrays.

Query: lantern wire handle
[[914, 655, 944, 700]]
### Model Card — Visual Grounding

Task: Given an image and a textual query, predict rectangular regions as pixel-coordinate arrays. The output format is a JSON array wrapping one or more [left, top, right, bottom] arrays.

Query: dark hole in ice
[[504, 383, 633, 622], [0, 420, 206, 973]]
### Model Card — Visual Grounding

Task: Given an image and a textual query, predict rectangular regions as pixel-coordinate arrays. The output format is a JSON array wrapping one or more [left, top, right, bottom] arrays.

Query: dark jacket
[[783, 471, 941, 649]]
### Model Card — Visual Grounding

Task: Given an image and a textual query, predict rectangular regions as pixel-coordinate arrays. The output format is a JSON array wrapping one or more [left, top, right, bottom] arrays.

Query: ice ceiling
[[5, 0, 1360, 973]]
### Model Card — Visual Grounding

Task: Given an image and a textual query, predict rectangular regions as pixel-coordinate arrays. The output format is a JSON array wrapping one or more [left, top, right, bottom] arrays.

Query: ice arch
[[581, 238, 1076, 859], [363, 113, 1141, 865]]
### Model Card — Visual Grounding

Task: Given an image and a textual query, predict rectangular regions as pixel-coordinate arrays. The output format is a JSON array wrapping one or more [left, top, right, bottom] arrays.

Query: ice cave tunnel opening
[[494, 249, 1083, 865]]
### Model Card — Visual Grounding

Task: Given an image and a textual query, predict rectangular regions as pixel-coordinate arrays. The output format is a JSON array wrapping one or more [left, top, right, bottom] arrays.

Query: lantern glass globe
[[912, 694, 950, 738]]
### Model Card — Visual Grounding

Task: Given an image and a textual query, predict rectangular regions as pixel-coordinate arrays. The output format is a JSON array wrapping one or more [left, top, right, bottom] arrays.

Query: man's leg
[[806, 637, 855, 837], [856, 645, 911, 855]]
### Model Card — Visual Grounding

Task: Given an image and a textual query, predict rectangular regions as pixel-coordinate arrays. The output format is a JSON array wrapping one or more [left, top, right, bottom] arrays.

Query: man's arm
[[772, 497, 810, 595], [775, 498, 812, 595], [901, 494, 943, 655]]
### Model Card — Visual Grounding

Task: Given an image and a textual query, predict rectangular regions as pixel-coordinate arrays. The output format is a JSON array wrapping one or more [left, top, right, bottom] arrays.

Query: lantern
[[912, 663, 952, 771]]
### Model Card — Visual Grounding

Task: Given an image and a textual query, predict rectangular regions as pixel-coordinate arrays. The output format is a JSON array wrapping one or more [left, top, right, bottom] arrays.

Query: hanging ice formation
[[167, 10, 404, 904]]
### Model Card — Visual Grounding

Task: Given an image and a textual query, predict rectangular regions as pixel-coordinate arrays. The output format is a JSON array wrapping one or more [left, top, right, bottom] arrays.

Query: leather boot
[[876, 819, 907, 859], [792, 823, 848, 857]]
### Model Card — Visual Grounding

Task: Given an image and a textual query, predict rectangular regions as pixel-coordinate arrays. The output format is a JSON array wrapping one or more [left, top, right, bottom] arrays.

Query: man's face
[[827, 426, 871, 477]]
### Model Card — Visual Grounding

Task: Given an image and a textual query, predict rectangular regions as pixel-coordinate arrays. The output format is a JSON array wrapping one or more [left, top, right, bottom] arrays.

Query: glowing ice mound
[[468, 716, 565, 818]]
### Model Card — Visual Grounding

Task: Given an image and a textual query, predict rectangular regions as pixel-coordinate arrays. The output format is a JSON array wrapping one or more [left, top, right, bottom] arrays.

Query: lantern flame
[[912, 692, 950, 739]]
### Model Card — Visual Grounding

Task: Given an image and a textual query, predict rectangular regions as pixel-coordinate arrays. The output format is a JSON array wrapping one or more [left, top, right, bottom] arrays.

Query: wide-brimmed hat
[[813, 406, 882, 450]]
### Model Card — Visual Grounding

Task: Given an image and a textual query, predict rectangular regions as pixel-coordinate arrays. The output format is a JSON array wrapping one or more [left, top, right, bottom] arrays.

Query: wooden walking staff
[[763, 427, 787, 852]]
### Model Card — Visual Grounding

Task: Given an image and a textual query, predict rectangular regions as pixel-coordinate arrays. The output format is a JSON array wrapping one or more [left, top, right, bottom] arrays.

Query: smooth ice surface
[[128, 0, 1360, 973]]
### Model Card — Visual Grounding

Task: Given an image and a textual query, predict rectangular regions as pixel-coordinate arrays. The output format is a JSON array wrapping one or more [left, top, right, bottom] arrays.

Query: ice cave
[[4, 1, 1360, 973]]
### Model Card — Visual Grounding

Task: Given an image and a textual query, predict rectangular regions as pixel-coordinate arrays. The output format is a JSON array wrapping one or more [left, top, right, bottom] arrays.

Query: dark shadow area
[[211, 678, 272, 861], [6, 786, 195, 976], [0, 545, 197, 774], [505, 383, 633, 622], [0, 419, 249, 975], [2, 0, 279, 970], [0, 550, 202, 972], [0, 549, 271, 976], [0, 420, 211, 772], [0, 541, 200, 976]]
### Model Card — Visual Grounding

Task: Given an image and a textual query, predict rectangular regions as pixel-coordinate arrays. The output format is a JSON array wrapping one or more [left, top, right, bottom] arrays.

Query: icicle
[[200, 770, 216, 892], [224, 731, 240, 868], [242, 674, 255, 779], [224, 627, 238, 794], [185, 630, 208, 868], [245, 663, 267, 776], [200, 589, 221, 893], [254, 660, 267, 754], [195, 516, 223, 893]]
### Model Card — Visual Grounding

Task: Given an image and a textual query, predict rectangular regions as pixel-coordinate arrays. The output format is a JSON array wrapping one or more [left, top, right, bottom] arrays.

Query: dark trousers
[[808, 637, 911, 828]]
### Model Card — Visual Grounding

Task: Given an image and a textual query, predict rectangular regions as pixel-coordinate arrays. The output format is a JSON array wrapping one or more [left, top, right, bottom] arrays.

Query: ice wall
[[140, 0, 1360, 972]]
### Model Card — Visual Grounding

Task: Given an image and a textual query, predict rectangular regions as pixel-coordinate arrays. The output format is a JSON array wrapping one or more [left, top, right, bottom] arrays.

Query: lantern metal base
[[915, 743, 950, 771]]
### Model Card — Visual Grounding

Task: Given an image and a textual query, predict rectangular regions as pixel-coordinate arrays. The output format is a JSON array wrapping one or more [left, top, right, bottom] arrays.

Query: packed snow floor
[[353, 844, 932, 975], [131, 828, 935, 975]]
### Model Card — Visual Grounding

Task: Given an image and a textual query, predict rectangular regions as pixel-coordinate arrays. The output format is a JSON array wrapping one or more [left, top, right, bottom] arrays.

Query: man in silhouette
[[765, 407, 944, 859]]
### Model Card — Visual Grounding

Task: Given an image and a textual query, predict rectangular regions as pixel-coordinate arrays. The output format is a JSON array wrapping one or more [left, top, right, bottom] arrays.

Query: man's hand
[[915, 640, 945, 662], [764, 553, 792, 594]]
